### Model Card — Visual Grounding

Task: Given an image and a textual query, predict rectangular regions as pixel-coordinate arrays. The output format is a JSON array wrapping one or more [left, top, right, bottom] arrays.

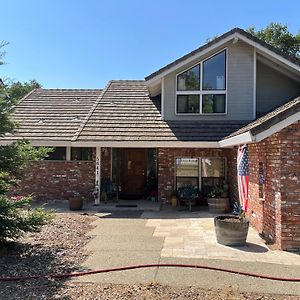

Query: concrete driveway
[[74, 209, 300, 296]]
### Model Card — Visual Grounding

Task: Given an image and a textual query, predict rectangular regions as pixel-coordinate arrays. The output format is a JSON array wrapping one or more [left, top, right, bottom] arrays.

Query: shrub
[[0, 195, 54, 244]]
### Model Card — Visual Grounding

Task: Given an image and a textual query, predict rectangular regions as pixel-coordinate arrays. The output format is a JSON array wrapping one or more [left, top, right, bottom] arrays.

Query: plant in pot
[[170, 190, 179, 207], [214, 202, 250, 246], [207, 187, 230, 213], [68, 191, 83, 211]]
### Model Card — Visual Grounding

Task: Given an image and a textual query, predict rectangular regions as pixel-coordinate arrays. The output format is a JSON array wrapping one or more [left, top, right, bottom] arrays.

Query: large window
[[176, 50, 226, 114]]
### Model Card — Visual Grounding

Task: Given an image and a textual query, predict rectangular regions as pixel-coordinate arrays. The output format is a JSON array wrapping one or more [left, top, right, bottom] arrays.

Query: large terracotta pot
[[214, 215, 249, 246], [68, 197, 83, 211]]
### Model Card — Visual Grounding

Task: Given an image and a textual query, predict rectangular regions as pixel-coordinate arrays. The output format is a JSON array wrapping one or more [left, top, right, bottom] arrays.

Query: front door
[[121, 148, 147, 199]]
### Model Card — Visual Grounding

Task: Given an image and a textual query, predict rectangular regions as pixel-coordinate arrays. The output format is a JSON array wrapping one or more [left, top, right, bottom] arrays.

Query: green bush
[[0, 195, 54, 244]]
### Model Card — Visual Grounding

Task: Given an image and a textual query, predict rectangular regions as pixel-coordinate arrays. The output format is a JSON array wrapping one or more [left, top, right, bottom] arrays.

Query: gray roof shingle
[[3, 88, 102, 142], [75, 80, 247, 142], [223, 96, 300, 140]]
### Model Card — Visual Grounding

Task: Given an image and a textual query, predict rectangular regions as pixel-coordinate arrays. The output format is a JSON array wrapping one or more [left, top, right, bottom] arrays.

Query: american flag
[[237, 144, 249, 212]]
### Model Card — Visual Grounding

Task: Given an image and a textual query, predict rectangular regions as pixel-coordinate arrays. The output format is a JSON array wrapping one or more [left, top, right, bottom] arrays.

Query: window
[[71, 147, 93, 161], [45, 147, 66, 160], [177, 65, 200, 91], [175, 158, 199, 191], [258, 162, 265, 198], [177, 95, 200, 113], [176, 50, 226, 114], [201, 157, 226, 196], [202, 94, 225, 113]]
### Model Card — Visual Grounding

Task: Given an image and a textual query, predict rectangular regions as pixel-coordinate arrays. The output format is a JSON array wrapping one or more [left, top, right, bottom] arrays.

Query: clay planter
[[68, 197, 83, 211], [207, 197, 230, 213], [214, 215, 249, 246]]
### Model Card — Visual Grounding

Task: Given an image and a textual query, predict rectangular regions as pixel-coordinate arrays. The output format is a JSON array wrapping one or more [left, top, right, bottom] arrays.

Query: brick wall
[[13, 160, 95, 201], [247, 121, 300, 251], [12, 147, 113, 202], [157, 148, 234, 203]]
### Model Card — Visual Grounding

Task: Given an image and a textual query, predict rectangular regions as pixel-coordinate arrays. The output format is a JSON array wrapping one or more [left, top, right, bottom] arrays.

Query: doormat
[[115, 204, 138, 208]]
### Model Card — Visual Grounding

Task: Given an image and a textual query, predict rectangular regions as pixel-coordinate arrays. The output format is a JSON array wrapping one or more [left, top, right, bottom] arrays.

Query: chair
[[177, 186, 198, 212]]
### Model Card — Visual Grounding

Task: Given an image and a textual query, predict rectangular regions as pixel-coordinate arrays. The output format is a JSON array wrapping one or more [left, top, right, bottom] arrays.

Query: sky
[[0, 0, 299, 89]]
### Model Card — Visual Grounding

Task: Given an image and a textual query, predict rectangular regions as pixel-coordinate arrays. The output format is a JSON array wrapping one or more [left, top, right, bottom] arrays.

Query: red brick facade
[[246, 122, 300, 251], [13, 160, 95, 201]]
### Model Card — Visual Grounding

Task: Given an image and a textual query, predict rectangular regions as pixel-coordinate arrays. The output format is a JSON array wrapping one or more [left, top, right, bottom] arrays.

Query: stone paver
[[144, 211, 300, 265], [75, 208, 300, 295]]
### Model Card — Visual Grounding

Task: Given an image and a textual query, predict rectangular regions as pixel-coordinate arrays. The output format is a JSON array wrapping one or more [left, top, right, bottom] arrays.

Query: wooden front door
[[121, 148, 147, 199]]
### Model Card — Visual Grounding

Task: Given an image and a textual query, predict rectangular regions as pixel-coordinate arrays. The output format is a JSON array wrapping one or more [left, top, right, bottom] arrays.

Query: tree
[[247, 23, 300, 58], [0, 42, 53, 244]]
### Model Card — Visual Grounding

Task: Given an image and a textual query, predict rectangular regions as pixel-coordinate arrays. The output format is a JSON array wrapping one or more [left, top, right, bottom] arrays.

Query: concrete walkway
[[74, 209, 300, 296]]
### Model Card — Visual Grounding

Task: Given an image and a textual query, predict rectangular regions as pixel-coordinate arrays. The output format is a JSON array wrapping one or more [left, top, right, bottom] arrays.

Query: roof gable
[[145, 28, 300, 84]]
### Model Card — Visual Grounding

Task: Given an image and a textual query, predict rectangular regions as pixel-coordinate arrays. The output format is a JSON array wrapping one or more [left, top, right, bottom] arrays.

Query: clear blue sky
[[1, 0, 299, 89]]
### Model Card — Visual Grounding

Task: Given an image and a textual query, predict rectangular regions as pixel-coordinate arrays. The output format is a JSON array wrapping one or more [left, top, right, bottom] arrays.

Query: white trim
[[219, 111, 300, 147], [253, 49, 257, 119], [0, 140, 221, 148], [66, 146, 71, 161], [146, 34, 237, 86], [175, 49, 227, 116], [255, 112, 300, 142], [146, 31, 300, 86], [219, 131, 254, 147], [161, 77, 165, 120]]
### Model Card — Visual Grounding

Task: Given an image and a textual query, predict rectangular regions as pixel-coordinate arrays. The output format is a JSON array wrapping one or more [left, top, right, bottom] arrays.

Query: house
[[1, 28, 299, 251]]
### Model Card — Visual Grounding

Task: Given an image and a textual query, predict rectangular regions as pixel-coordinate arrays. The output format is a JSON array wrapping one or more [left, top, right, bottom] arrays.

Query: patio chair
[[177, 186, 198, 212]]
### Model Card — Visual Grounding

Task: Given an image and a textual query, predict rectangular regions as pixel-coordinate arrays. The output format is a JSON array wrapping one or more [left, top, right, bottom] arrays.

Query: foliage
[[233, 202, 245, 219], [247, 23, 300, 58], [207, 187, 224, 198], [0, 141, 51, 194], [0, 41, 54, 244], [0, 195, 54, 243]]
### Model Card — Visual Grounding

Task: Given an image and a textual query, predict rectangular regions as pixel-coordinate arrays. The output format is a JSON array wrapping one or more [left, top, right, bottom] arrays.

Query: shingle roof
[[145, 27, 300, 81], [223, 96, 300, 140], [3, 88, 102, 142], [75, 80, 247, 142]]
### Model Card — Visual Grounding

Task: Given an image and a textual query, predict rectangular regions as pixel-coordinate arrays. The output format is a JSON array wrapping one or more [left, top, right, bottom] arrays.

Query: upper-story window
[[176, 49, 226, 114]]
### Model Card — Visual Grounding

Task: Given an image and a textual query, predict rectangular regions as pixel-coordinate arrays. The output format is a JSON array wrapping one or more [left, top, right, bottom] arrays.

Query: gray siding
[[163, 41, 254, 121], [256, 62, 300, 116]]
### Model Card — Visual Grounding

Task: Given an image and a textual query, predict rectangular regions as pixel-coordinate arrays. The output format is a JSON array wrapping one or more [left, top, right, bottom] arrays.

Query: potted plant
[[150, 190, 157, 202], [207, 187, 230, 213], [214, 203, 250, 246], [68, 192, 83, 211], [170, 190, 179, 207]]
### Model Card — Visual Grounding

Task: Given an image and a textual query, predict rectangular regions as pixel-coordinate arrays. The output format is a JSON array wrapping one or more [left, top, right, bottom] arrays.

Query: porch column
[[94, 146, 101, 205]]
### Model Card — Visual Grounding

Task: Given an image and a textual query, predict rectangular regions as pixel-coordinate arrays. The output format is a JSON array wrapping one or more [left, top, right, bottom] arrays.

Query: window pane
[[202, 50, 226, 90], [176, 158, 199, 177], [71, 147, 93, 161], [202, 94, 225, 113], [45, 147, 66, 160], [177, 65, 200, 91], [201, 158, 225, 177], [177, 95, 199, 113]]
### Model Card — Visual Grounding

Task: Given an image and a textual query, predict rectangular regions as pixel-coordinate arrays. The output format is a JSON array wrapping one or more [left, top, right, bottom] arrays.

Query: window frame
[[175, 48, 227, 115]]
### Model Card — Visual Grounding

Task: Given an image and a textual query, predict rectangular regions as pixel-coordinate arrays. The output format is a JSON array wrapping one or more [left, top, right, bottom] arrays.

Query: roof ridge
[[17, 88, 39, 105], [38, 88, 103, 91], [71, 81, 113, 142]]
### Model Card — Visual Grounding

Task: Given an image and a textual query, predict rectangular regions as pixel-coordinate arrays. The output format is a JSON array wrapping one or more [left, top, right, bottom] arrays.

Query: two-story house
[[1, 28, 300, 251]]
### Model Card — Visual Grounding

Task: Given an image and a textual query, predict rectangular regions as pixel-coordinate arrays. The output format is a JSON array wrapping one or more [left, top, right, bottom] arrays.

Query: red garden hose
[[1, 263, 300, 282]]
